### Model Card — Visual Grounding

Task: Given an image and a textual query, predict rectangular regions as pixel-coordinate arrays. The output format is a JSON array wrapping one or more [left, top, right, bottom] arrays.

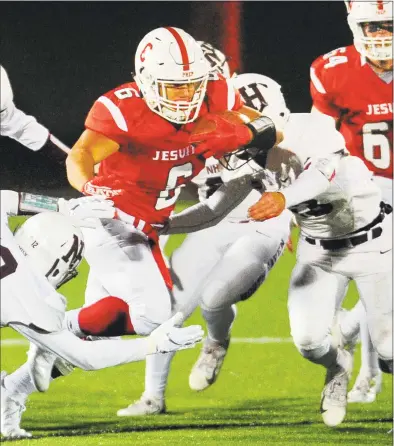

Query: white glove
[[58, 196, 116, 228], [147, 312, 204, 355]]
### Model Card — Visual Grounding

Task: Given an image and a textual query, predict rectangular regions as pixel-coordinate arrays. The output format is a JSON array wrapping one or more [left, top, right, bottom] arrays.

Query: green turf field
[[1, 215, 392, 445]]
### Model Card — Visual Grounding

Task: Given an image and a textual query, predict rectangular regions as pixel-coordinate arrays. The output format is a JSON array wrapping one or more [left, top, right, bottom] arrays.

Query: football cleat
[[348, 369, 383, 403], [189, 337, 230, 391], [320, 349, 353, 427], [27, 343, 56, 392], [117, 395, 166, 417], [0, 372, 32, 439]]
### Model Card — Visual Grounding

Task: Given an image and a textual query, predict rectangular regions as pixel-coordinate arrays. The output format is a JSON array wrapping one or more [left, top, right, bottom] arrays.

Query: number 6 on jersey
[[155, 163, 194, 210]]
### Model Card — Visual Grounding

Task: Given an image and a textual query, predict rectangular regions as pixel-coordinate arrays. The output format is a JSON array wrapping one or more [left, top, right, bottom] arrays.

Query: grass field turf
[[1, 215, 392, 445]]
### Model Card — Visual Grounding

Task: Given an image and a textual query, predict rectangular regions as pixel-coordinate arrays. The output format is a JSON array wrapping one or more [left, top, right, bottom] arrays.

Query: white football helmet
[[198, 41, 231, 79], [232, 73, 290, 132], [346, 1, 393, 60], [134, 27, 210, 124], [14, 212, 85, 289]]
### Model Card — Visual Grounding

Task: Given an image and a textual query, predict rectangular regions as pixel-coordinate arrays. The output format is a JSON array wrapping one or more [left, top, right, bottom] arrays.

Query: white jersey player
[[116, 69, 296, 416], [0, 65, 69, 162], [309, 1, 393, 404], [159, 111, 392, 427], [0, 192, 203, 439], [200, 112, 390, 428]]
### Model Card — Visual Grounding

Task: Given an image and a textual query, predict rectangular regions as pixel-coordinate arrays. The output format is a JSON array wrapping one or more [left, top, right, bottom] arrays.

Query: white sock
[[143, 351, 175, 400], [203, 305, 236, 344], [336, 347, 350, 371], [359, 311, 380, 377], [4, 363, 37, 396]]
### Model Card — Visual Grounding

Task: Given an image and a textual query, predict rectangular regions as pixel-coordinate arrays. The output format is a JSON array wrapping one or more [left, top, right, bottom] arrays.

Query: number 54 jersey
[[310, 45, 393, 180], [85, 79, 242, 224]]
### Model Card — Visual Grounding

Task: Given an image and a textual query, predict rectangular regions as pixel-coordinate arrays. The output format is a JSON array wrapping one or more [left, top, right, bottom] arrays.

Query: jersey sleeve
[[85, 94, 131, 145], [310, 55, 342, 120], [206, 78, 243, 113], [1, 66, 13, 111]]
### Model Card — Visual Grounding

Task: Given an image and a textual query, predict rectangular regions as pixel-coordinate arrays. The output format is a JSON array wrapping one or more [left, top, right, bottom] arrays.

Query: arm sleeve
[[0, 102, 49, 151], [281, 154, 342, 208], [165, 176, 254, 234], [1, 66, 49, 150], [12, 325, 150, 371]]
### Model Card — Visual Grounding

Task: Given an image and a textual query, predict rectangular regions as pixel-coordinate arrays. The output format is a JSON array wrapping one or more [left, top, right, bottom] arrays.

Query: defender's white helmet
[[14, 212, 85, 289], [198, 41, 231, 79], [346, 1, 393, 61], [232, 73, 290, 131], [134, 27, 210, 124]]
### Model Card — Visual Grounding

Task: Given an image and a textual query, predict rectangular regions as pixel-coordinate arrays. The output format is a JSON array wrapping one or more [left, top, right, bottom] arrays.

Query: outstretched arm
[[164, 175, 254, 235]]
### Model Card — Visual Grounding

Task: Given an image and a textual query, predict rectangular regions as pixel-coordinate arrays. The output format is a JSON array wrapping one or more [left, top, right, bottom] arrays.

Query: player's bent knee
[[78, 296, 135, 336], [294, 335, 330, 361]]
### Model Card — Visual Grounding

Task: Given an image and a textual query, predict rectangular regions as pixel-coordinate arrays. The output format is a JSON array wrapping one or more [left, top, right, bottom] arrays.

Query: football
[[191, 110, 252, 137]]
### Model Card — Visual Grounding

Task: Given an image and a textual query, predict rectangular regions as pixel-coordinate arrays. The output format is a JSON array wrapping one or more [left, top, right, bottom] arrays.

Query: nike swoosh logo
[[380, 249, 391, 254]]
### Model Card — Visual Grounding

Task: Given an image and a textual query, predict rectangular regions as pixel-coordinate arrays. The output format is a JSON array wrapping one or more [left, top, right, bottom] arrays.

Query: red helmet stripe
[[165, 27, 190, 71]]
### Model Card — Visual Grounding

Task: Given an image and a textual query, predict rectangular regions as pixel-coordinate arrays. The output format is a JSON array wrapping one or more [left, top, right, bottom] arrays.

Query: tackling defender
[[310, 0, 393, 403], [0, 191, 203, 439]]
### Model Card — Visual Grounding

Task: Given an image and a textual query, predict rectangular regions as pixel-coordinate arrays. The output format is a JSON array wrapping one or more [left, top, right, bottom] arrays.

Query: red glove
[[248, 192, 286, 221], [190, 113, 253, 159]]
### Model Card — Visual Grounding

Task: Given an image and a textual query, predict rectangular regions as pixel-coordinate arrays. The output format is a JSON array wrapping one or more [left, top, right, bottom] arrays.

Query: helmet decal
[[165, 27, 190, 71]]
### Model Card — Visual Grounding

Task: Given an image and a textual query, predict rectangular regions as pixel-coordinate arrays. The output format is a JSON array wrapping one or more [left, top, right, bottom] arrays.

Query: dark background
[[0, 1, 351, 195]]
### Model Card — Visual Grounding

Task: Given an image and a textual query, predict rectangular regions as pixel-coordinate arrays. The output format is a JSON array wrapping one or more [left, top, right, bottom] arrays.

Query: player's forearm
[[281, 167, 331, 208], [66, 146, 95, 192], [165, 202, 222, 234], [165, 178, 253, 234], [0, 103, 49, 151], [67, 336, 152, 370], [12, 325, 151, 370]]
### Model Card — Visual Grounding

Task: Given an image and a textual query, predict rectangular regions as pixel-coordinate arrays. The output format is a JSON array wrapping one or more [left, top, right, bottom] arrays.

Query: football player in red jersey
[[62, 27, 280, 347], [310, 1, 393, 403]]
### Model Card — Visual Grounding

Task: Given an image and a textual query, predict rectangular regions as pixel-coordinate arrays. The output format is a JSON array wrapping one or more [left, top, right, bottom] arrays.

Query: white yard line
[[0, 337, 293, 347]]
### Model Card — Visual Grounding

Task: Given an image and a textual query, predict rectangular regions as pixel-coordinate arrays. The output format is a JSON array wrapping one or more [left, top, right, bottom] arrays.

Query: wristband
[[245, 116, 276, 152], [19, 192, 59, 214]]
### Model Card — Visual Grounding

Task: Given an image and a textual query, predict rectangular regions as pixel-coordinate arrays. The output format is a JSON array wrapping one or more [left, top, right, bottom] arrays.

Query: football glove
[[58, 196, 116, 228], [147, 312, 203, 355], [190, 113, 253, 159]]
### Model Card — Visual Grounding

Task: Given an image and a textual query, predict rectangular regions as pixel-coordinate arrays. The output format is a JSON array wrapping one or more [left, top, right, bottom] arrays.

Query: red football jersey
[[310, 45, 393, 179], [85, 79, 243, 224]]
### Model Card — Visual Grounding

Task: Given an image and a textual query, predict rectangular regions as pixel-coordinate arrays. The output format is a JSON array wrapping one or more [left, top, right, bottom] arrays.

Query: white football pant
[[82, 219, 172, 335], [142, 211, 292, 400], [289, 214, 392, 364]]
